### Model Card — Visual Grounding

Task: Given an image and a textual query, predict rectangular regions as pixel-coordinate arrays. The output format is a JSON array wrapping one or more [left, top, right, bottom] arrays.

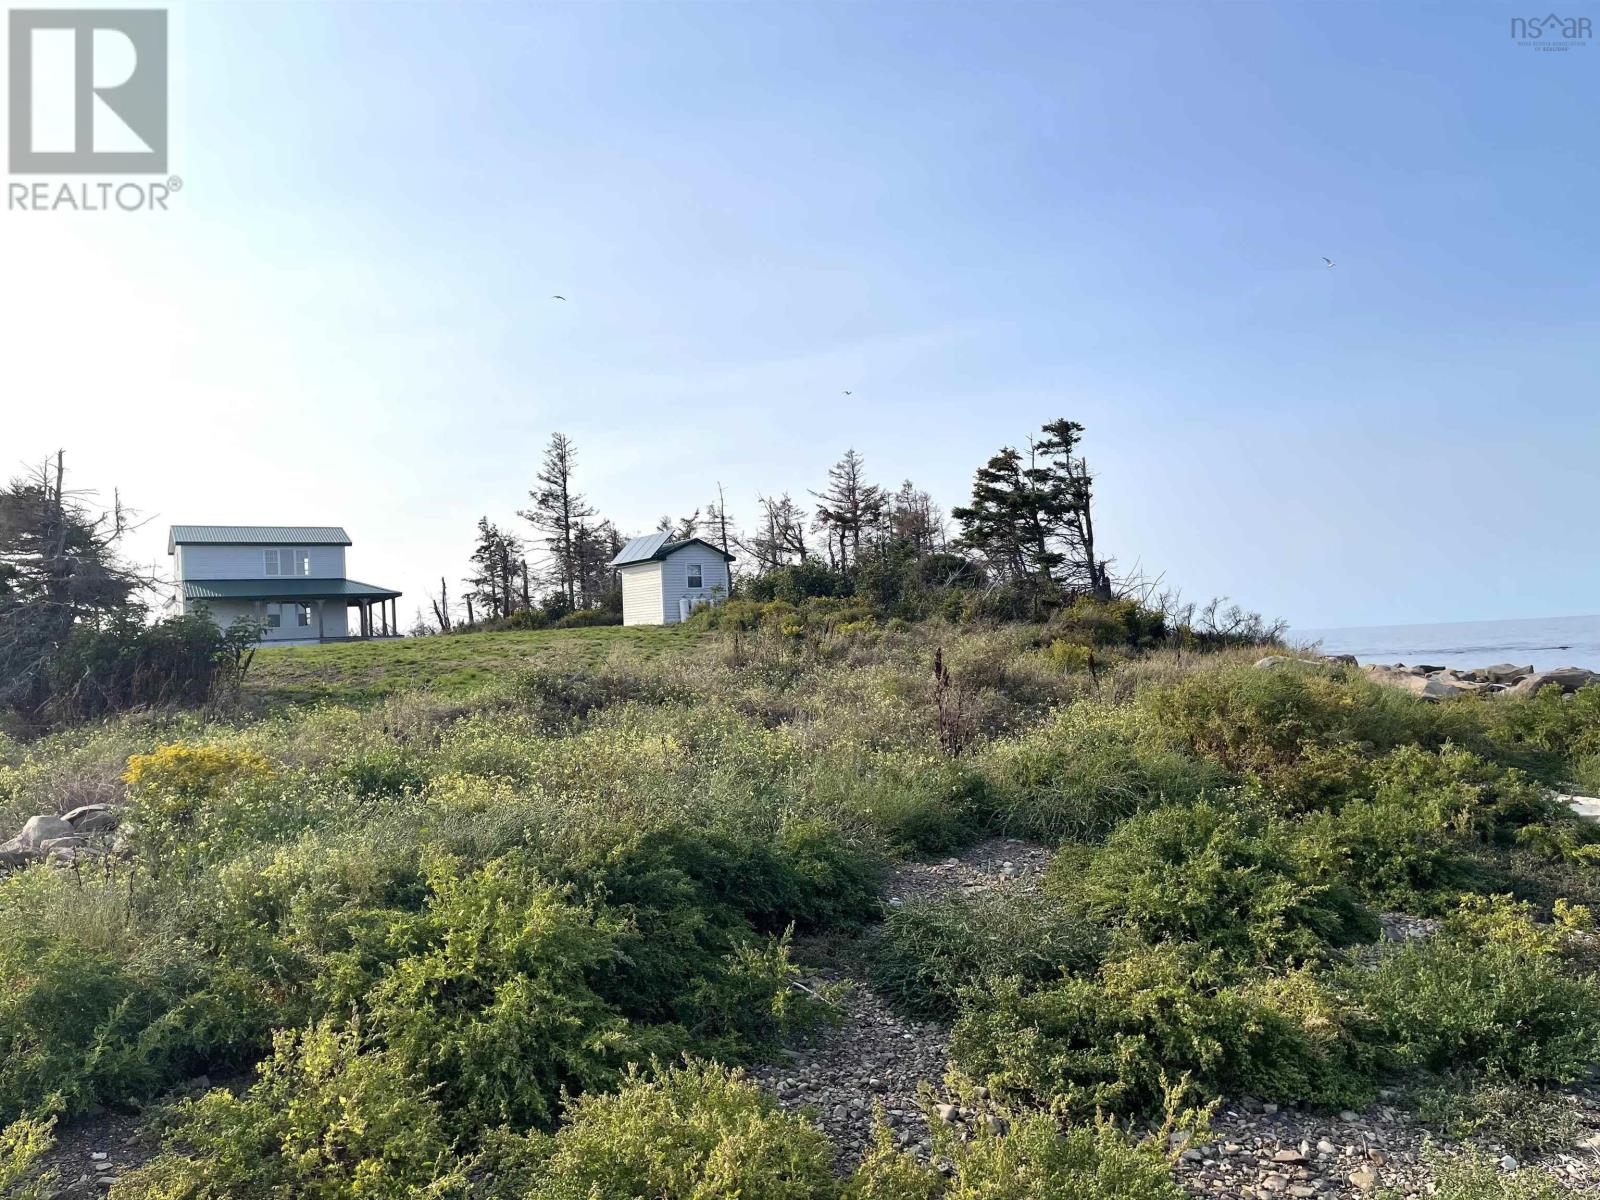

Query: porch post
[[381, 600, 389, 638], [315, 599, 326, 641]]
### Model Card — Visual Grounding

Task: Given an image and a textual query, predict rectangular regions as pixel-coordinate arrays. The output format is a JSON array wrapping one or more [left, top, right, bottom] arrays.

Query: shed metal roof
[[181, 578, 400, 602], [609, 534, 735, 568], [168, 525, 352, 553]]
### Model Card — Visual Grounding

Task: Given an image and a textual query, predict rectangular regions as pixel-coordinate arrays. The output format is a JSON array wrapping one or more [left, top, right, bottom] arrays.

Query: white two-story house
[[168, 525, 403, 644]]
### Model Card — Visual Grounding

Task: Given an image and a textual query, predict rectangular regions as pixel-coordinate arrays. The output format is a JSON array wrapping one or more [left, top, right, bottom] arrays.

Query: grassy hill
[[2, 613, 1599, 1198], [245, 624, 698, 705]]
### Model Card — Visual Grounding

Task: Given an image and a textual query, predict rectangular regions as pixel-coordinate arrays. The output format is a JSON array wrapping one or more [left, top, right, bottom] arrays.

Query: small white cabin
[[609, 533, 733, 626], [168, 525, 402, 644]]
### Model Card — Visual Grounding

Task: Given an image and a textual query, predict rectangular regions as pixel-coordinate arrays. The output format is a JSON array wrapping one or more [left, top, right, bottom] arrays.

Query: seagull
[[842, 390, 853, 395], [551, 294, 567, 301], [1322, 258, 1335, 268]]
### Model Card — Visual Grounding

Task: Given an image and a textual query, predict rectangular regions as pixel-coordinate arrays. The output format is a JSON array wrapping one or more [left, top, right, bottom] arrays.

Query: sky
[[3, 0, 1597, 630]]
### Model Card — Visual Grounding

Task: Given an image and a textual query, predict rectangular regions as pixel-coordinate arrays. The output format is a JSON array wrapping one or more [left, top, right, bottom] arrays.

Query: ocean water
[[1290, 614, 1600, 673]]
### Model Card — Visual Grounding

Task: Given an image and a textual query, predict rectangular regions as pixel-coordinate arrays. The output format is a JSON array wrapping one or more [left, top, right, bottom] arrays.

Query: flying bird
[[551, 294, 567, 301], [842, 390, 853, 395], [1322, 258, 1335, 268]]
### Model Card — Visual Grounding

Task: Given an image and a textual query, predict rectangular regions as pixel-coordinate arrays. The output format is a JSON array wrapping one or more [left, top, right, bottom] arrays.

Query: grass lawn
[[245, 624, 702, 705]]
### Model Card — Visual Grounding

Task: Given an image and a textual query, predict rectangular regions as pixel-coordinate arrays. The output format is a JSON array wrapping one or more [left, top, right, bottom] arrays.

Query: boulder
[[1368, 666, 1474, 700], [1255, 655, 1293, 669], [1320, 653, 1358, 666], [0, 814, 77, 871], [1415, 676, 1473, 701], [11, 815, 74, 848], [1477, 663, 1533, 684], [62, 803, 120, 834], [1508, 667, 1598, 696]]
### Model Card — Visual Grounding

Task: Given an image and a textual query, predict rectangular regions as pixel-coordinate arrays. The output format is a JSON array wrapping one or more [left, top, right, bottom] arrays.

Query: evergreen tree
[[811, 449, 884, 574], [520, 433, 595, 608], [465, 518, 522, 619], [0, 452, 151, 715]]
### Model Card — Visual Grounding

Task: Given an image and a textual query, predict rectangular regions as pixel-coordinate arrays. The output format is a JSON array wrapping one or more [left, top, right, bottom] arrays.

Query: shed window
[[687, 562, 703, 589]]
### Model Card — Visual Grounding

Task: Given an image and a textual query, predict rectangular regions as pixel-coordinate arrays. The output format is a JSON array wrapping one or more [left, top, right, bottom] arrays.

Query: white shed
[[609, 533, 734, 626]]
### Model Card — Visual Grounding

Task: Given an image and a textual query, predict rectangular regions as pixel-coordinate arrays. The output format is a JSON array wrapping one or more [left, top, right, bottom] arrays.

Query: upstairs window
[[687, 562, 703, 589], [264, 548, 310, 576]]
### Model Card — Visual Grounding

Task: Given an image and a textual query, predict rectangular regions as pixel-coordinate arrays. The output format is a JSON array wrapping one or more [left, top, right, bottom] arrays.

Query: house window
[[264, 605, 282, 629], [265, 548, 309, 576], [687, 562, 703, 589], [296, 603, 312, 627]]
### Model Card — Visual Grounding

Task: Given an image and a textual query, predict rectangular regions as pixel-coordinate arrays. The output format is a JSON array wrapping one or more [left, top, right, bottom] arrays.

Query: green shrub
[[0, 869, 260, 1122], [1481, 683, 1600, 782], [361, 854, 643, 1133], [109, 1021, 463, 1199], [847, 1097, 1183, 1200], [949, 944, 1377, 1117], [1410, 1074, 1580, 1157], [1366, 745, 1558, 846], [0, 1114, 56, 1200], [334, 745, 427, 800], [869, 890, 1104, 1020], [1382, 1151, 1583, 1200], [1045, 598, 1168, 649], [978, 703, 1225, 843], [1142, 664, 1479, 804], [1356, 897, 1600, 1083], [517, 1059, 837, 1200], [555, 608, 622, 628], [1052, 800, 1376, 967], [801, 751, 980, 856]]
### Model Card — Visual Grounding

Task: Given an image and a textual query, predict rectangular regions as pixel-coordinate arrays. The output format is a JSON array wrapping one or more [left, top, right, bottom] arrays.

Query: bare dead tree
[[430, 576, 453, 633]]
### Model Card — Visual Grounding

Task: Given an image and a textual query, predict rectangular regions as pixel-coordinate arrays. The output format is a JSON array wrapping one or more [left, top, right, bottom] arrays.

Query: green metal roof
[[609, 535, 734, 567], [168, 525, 351, 552], [181, 578, 400, 602]]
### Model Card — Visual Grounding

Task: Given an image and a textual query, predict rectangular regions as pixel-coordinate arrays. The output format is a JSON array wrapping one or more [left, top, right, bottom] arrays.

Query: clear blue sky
[[6, 1, 1596, 628]]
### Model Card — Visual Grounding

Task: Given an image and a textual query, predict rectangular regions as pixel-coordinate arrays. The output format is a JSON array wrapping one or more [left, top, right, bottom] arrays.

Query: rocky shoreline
[[1256, 654, 1599, 702]]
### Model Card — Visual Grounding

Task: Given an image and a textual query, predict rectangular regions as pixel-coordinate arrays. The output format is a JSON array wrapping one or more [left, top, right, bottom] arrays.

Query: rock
[[12, 814, 74, 848], [1348, 1165, 1379, 1193], [1500, 1155, 1518, 1172], [0, 814, 78, 870], [1321, 654, 1358, 666], [1363, 665, 1472, 700], [1478, 663, 1533, 684], [1255, 656, 1294, 668], [1510, 667, 1598, 696], [1272, 1149, 1309, 1165], [62, 804, 120, 833]]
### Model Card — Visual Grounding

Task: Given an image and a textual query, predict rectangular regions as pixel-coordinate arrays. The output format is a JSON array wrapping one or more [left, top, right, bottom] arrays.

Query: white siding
[[659, 545, 729, 623], [619, 561, 665, 626], [176, 544, 347, 581], [184, 597, 350, 643]]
